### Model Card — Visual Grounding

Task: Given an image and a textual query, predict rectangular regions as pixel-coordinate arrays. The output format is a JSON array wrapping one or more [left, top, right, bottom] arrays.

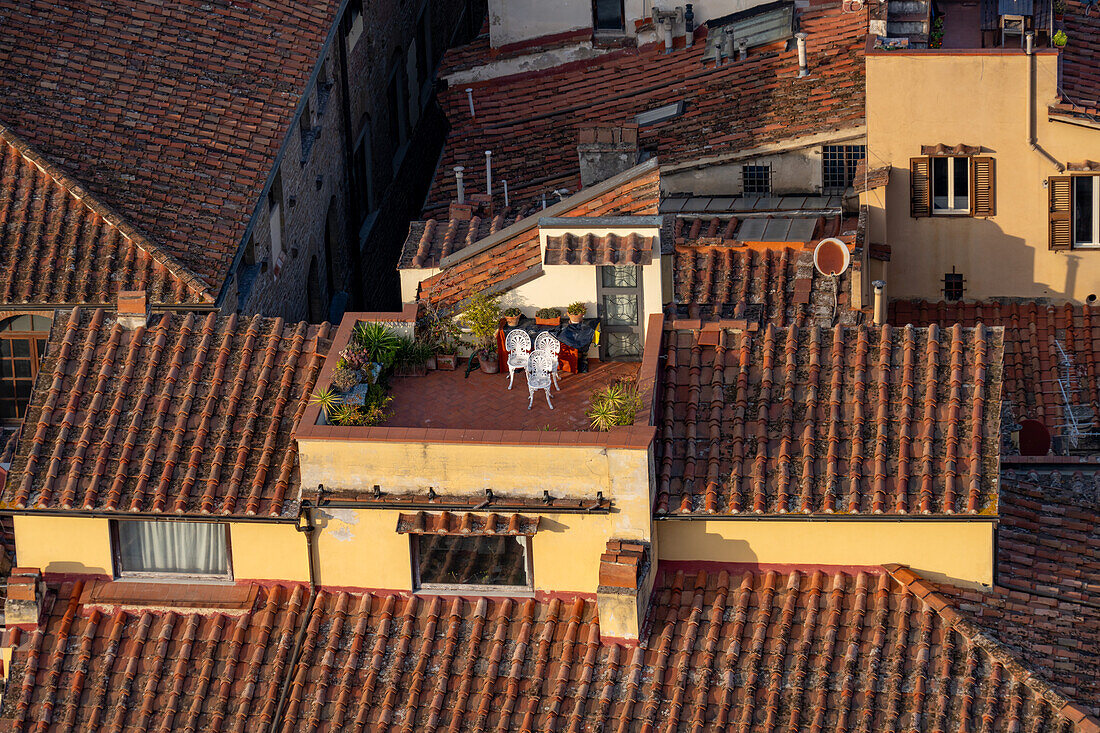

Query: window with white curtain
[[113, 520, 231, 578]]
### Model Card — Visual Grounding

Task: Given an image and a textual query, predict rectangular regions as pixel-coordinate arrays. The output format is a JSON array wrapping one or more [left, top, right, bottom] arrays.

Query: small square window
[[743, 164, 771, 195], [823, 144, 866, 191], [413, 534, 531, 590], [1073, 175, 1099, 248], [944, 271, 965, 301]]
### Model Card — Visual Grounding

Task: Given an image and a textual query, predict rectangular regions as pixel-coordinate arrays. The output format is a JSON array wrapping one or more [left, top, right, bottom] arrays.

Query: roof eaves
[[884, 563, 1100, 730], [0, 122, 216, 304], [437, 158, 660, 269]]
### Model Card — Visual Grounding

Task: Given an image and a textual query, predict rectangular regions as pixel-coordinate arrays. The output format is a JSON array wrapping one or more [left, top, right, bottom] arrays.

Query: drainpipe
[[454, 166, 465, 204], [269, 499, 319, 733], [336, 24, 366, 308], [1025, 32, 1067, 172], [684, 4, 694, 47], [796, 33, 809, 77], [872, 280, 886, 325], [484, 150, 493, 197], [465, 88, 475, 118]]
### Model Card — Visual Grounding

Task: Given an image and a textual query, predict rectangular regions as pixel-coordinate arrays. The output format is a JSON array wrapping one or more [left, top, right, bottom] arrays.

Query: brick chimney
[[596, 539, 654, 642], [4, 568, 44, 630], [117, 290, 148, 329], [577, 125, 640, 188]]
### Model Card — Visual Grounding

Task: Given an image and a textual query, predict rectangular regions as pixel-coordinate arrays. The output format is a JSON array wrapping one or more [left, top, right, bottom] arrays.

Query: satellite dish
[[813, 238, 850, 276]]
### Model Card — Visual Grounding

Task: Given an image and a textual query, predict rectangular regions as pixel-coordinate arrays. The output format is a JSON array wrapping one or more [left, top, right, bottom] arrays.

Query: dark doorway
[[307, 257, 324, 323]]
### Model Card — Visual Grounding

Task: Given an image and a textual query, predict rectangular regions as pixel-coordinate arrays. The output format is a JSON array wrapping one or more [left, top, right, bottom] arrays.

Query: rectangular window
[[932, 156, 969, 213], [742, 164, 772, 195], [822, 144, 867, 191], [1073, 175, 1099, 247], [944, 272, 965, 301], [112, 520, 231, 579], [413, 534, 531, 590], [0, 316, 49, 422], [353, 124, 373, 221], [593, 0, 625, 31], [299, 97, 315, 161]]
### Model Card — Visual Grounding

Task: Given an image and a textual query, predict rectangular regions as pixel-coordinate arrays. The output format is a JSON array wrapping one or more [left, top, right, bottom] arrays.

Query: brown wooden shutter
[[1049, 176, 1072, 251], [970, 157, 995, 217], [910, 157, 931, 218]]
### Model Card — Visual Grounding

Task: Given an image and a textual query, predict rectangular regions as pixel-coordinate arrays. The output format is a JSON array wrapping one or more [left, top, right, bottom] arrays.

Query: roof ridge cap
[[0, 122, 215, 304], [883, 564, 1100, 731]]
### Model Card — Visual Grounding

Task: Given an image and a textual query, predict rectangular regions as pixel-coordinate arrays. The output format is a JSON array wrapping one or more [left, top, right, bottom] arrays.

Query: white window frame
[[932, 156, 970, 215], [1072, 175, 1100, 248], [410, 534, 534, 595], [111, 520, 233, 582]]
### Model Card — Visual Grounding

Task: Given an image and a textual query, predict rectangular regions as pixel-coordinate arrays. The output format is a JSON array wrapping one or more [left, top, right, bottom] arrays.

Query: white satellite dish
[[813, 238, 850, 277]]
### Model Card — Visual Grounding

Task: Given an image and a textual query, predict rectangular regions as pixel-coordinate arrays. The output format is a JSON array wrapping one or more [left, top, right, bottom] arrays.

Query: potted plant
[[393, 338, 434, 377], [353, 321, 400, 369], [461, 291, 503, 374], [566, 302, 586, 324], [309, 386, 342, 424], [503, 307, 523, 327], [416, 299, 460, 370], [587, 378, 644, 431], [535, 307, 561, 326], [1053, 29, 1067, 47]]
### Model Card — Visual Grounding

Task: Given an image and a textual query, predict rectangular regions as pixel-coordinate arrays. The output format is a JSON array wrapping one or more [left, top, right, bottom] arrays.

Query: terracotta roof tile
[[0, 125, 213, 305], [1055, 0, 1100, 120], [543, 232, 655, 265], [3, 567, 1092, 730], [395, 510, 540, 535], [424, 0, 866, 218], [891, 299, 1100, 442], [0, 0, 338, 291], [672, 243, 863, 326], [936, 470, 1100, 718], [0, 308, 332, 517], [656, 323, 1004, 514]]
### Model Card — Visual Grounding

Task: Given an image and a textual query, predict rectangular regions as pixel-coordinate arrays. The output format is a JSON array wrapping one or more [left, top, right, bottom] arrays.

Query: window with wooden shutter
[[910, 157, 931, 218], [1049, 176, 1072, 250], [970, 157, 995, 217]]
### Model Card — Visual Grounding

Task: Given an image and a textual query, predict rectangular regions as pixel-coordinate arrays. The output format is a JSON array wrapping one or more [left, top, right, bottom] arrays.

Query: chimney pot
[[4, 568, 44, 630], [454, 166, 465, 204], [796, 32, 809, 77], [872, 280, 886, 325], [117, 290, 148, 330]]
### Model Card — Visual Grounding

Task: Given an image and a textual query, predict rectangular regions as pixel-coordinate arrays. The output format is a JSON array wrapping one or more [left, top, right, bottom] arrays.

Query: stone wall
[[226, 0, 481, 321]]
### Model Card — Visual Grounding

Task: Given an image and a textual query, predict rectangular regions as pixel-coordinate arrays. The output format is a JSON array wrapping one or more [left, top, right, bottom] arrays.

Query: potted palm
[[535, 307, 561, 326], [462, 291, 503, 374], [567, 302, 586, 324]]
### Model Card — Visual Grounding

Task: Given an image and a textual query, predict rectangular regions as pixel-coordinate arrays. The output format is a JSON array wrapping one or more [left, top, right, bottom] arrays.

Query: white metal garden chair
[[526, 352, 555, 410], [505, 329, 532, 389], [533, 331, 561, 390]]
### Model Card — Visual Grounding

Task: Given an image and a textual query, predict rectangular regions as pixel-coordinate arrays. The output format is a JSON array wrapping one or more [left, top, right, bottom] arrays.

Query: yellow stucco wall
[[13, 515, 114, 577], [230, 523, 310, 582], [656, 518, 995, 587], [865, 51, 1100, 303], [298, 440, 654, 541], [313, 506, 624, 593]]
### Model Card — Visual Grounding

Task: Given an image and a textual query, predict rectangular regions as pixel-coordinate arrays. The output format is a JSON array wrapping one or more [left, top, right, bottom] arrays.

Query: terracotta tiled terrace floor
[[385, 359, 640, 431]]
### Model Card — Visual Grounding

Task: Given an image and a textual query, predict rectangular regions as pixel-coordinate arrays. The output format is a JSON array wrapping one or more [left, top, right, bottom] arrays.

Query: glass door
[[597, 265, 643, 360]]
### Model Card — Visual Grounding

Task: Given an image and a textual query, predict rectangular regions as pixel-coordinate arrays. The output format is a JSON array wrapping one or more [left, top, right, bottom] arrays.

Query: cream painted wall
[[14, 515, 114, 577], [488, 0, 781, 48], [865, 51, 1100, 303], [661, 146, 846, 196], [656, 518, 995, 587]]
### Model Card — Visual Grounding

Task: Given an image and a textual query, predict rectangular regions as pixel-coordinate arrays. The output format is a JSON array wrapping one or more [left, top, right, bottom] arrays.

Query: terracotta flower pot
[[568, 314, 583, 324], [505, 316, 521, 327], [535, 317, 560, 326], [480, 354, 500, 374], [436, 353, 457, 370]]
